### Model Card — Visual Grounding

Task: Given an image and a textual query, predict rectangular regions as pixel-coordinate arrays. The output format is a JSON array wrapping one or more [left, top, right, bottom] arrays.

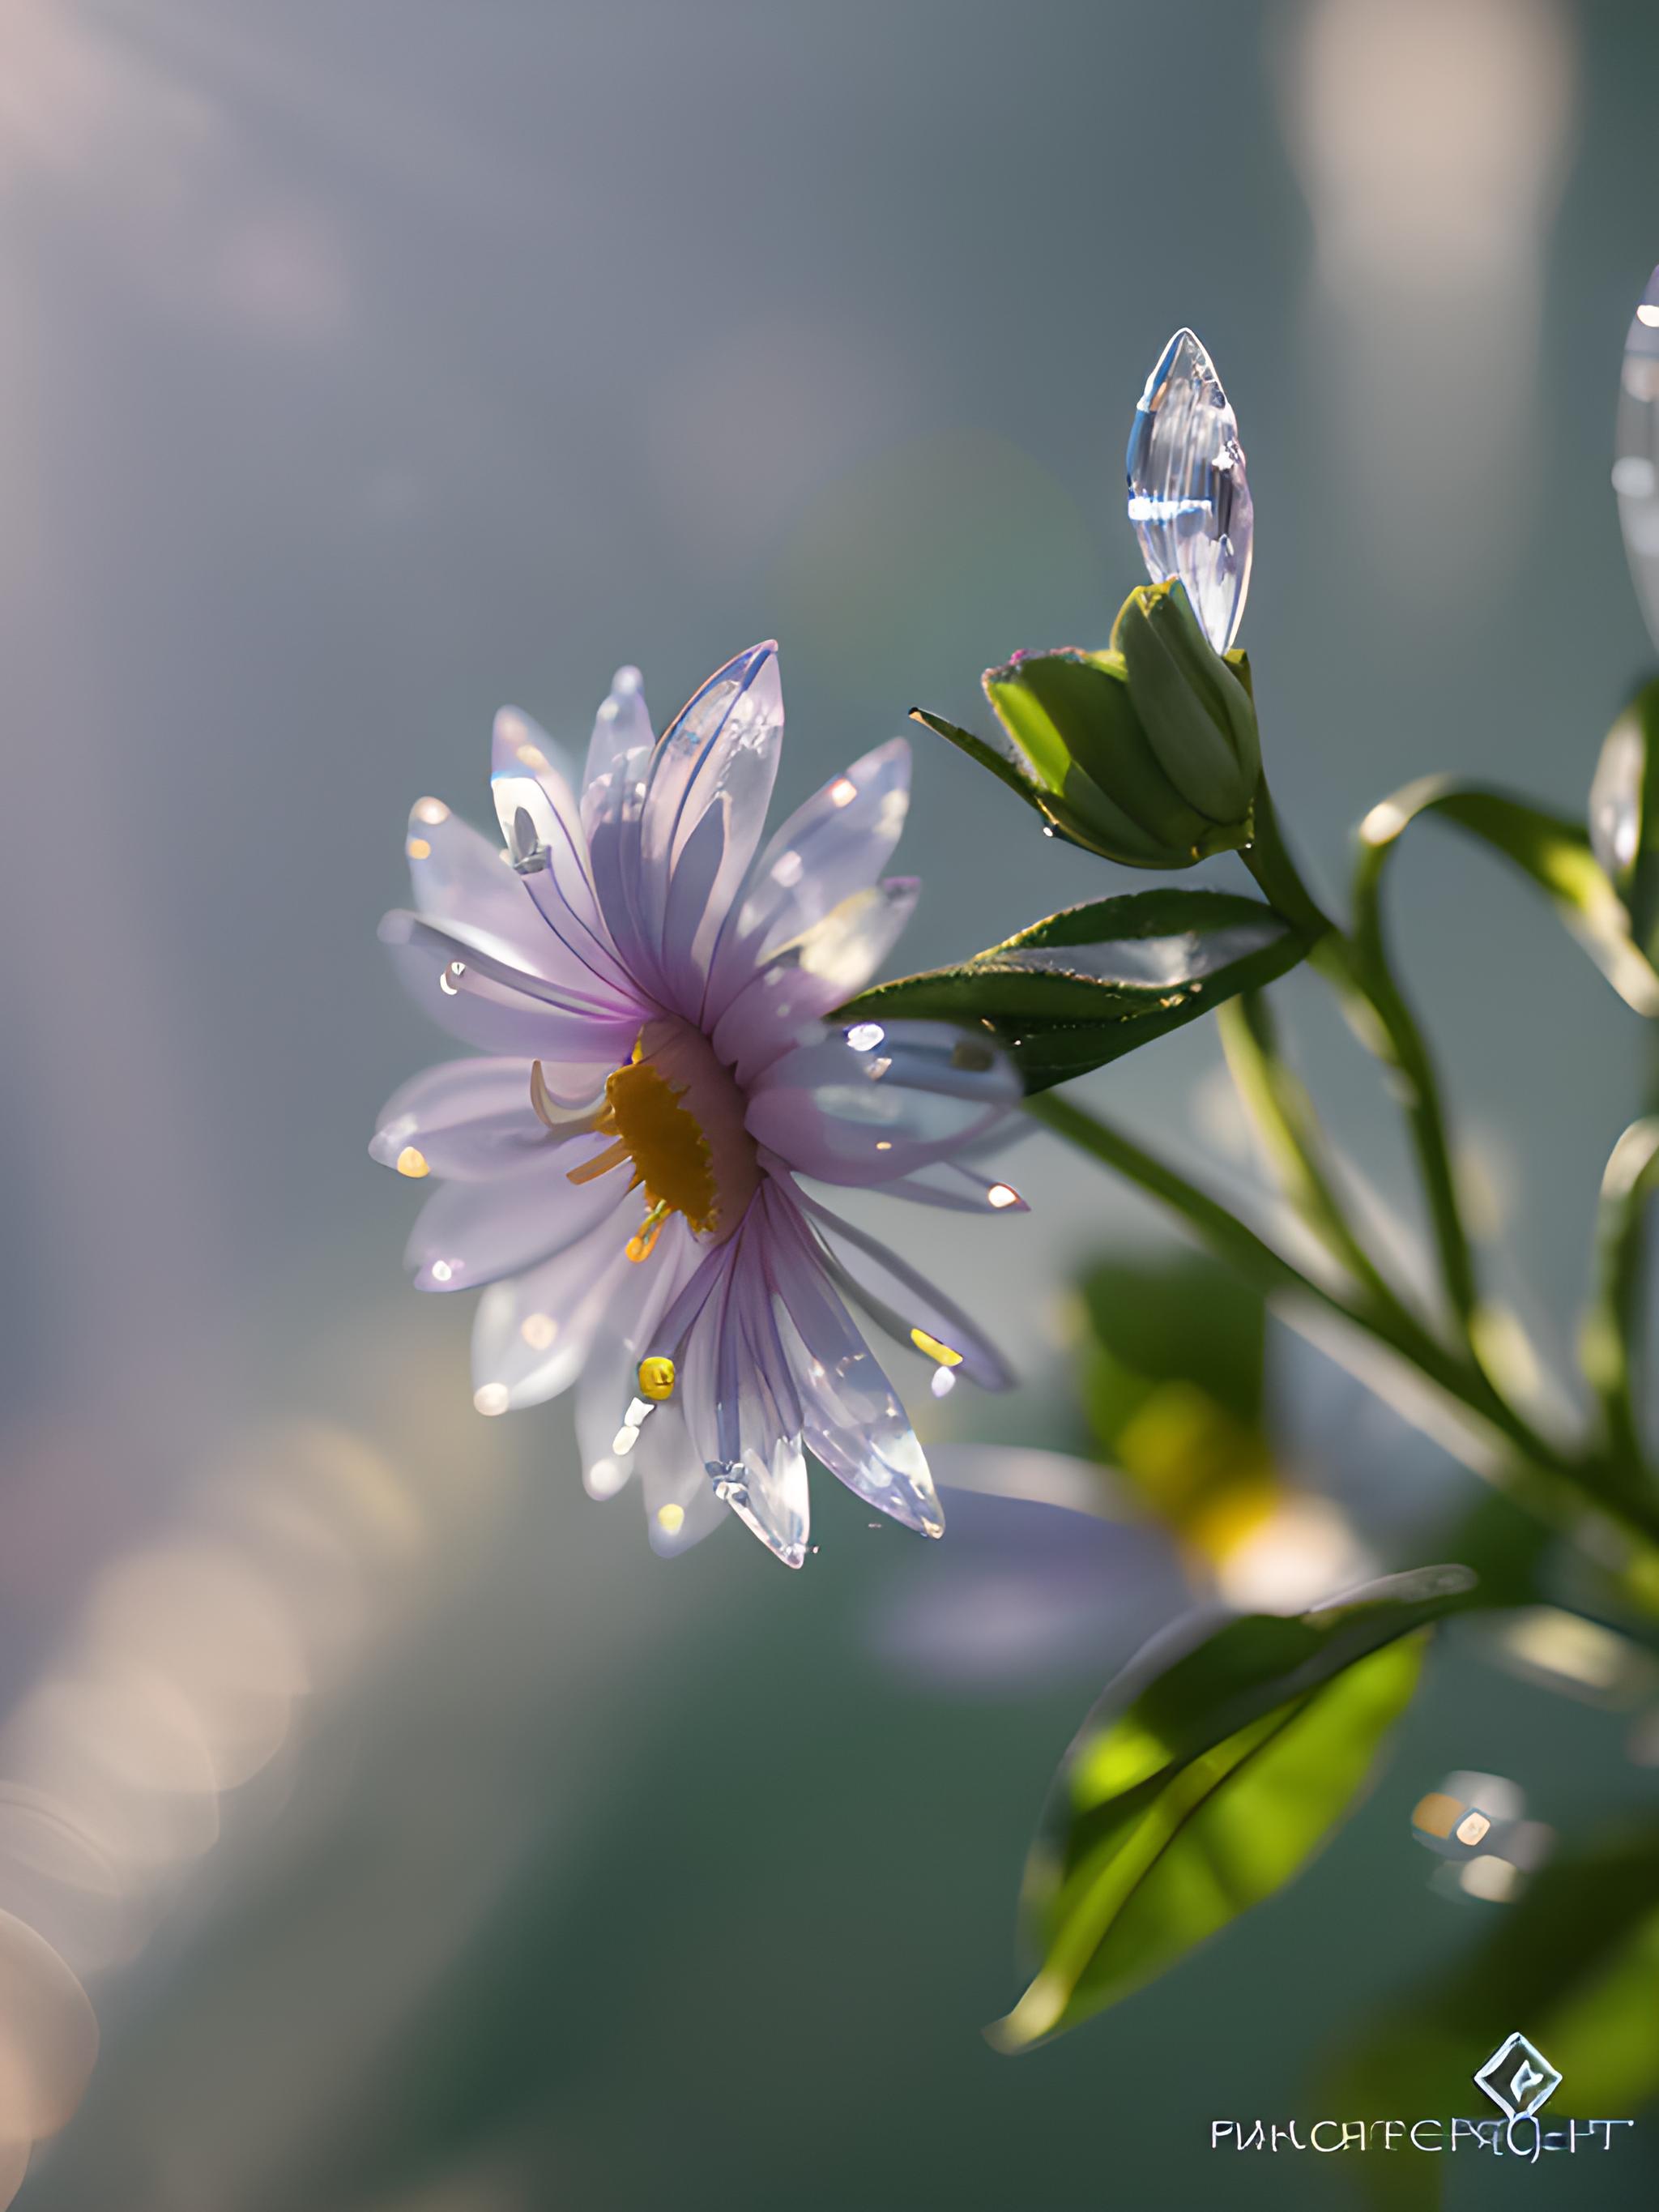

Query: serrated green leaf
[[1356, 779, 1659, 1016], [840, 888, 1309, 1091], [990, 1565, 1477, 2050]]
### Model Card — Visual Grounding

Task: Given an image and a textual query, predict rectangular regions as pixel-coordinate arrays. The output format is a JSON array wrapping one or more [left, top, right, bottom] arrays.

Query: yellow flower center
[[605, 1057, 719, 1232], [555, 1018, 761, 1262]]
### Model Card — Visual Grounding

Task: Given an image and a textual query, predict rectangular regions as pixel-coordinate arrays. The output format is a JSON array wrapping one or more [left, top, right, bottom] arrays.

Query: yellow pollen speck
[[395, 1147, 430, 1178], [517, 742, 549, 770], [626, 1202, 670, 1264], [911, 1327, 964, 1368], [875, 1140, 893, 1152], [638, 1356, 676, 1401], [656, 1502, 685, 1535], [406, 836, 432, 859]]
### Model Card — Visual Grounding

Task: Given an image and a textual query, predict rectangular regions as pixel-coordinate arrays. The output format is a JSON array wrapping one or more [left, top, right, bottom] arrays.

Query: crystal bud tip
[[1618, 267, 1659, 655], [1125, 326, 1253, 652]]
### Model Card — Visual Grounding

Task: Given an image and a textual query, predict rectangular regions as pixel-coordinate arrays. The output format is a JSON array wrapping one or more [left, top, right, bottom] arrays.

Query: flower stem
[[1582, 1120, 1659, 1473], [1217, 989, 1405, 1320], [1243, 776, 1482, 1343], [1026, 1088, 1659, 1552]]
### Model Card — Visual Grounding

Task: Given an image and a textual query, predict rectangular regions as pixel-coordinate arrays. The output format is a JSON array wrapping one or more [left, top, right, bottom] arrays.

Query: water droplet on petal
[[1126, 327, 1253, 651], [1618, 266, 1659, 654]]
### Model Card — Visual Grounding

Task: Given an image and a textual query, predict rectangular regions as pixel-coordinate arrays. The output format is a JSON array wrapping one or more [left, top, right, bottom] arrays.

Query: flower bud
[[1590, 676, 1659, 954], [1111, 579, 1260, 822], [981, 582, 1260, 870]]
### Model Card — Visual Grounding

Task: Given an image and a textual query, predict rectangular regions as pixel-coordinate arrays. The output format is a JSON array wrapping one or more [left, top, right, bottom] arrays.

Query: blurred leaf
[[1356, 779, 1659, 1017], [842, 888, 1307, 1092], [1329, 1827, 1659, 2133], [1079, 1252, 1273, 1550], [990, 1565, 1477, 2051], [1082, 1251, 1265, 1433]]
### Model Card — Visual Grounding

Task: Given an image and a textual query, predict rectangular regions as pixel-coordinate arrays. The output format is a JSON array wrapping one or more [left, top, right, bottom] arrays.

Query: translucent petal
[[1126, 327, 1253, 652], [710, 878, 919, 1085], [793, 1189, 1014, 1390], [406, 1134, 631, 1294], [371, 1057, 560, 1181], [862, 1158, 1030, 1215], [667, 1223, 811, 1569], [582, 666, 658, 985], [488, 702, 581, 792], [403, 802, 550, 968], [709, 1435, 811, 1569], [638, 1404, 728, 1557], [378, 910, 641, 1072], [574, 1220, 704, 1499], [490, 711, 635, 1000], [746, 1019, 1021, 1184], [707, 737, 911, 1012], [469, 1205, 638, 1407], [763, 1192, 943, 1537], [640, 1286, 731, 1556], [1617, 266, 1659, 655], [637, 643, 783, 1010]]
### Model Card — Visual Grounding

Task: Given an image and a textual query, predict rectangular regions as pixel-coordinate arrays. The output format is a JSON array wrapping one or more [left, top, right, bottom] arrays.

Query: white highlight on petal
[[828, 776, 857, 807], [472, 1384, 510, 1417], [412, 796, 450, 826], [429, 1261, 453, 1283], [1639, 304, 1659, 329], [770, 849, 804, 887], [587, 1458, 627, 1499], [437, 961, 465, 996], [930, 1366, 957, 1399], [845, 1022, 885, 1053], [987, 1183, 1021, 1209], [519, 1313, 558, 1350]]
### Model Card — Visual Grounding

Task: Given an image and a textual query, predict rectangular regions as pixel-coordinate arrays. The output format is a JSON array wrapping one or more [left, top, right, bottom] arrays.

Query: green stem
[[1217, 989, 1405, 1321], [1026, 1090, 1659, 1552], [1582, 1120, 1659, 1472], [1243, 778, 1482, 1343]]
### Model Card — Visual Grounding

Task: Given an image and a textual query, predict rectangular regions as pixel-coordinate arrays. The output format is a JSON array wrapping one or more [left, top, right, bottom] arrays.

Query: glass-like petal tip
[[1125, 325, 1253, 653], [1618, 267, 1659, 654]]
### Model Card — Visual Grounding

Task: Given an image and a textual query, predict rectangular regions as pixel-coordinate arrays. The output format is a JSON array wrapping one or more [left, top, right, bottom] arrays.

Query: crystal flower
[[1617, 263, 1659, 655], [373, 645, 1026, 1567], [1126, 327, 1253, 653]]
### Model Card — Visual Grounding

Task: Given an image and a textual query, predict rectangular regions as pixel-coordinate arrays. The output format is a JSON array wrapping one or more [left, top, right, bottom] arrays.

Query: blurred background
[[2, 0, 1658, 2205]]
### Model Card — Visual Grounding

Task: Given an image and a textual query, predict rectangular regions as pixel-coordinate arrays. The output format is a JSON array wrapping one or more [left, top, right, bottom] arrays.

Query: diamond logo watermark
[[1474, 2033, 1562, 2121], [1209, 2027, 1636, 2161]]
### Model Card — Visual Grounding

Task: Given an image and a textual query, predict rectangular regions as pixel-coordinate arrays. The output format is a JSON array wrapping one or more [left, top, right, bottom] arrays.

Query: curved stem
[[1217, 989, 1406, 1322], [1026, 1090, 1659, 1552], [1244, 779, 1482, 1342], [1582, 1120, 1659, 1473]]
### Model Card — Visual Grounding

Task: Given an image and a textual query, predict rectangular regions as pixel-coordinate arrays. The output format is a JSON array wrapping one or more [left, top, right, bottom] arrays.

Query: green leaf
[[1328, 1826, 1659, 2127], [839, 887, 1308, 1092], [990, 1564, 1477, 2051], [1356, 778, 1659, 1016], [1081, 1251, 1266, 1431]]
